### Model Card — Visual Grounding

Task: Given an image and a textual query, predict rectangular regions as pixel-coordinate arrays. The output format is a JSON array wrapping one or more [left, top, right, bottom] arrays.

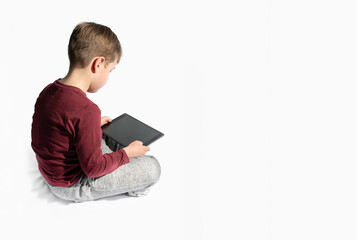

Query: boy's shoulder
[[37, 79, 99, 113]]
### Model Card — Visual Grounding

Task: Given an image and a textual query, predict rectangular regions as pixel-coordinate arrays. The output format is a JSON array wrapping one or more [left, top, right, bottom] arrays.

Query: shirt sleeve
[[74, 104, 130, 178]]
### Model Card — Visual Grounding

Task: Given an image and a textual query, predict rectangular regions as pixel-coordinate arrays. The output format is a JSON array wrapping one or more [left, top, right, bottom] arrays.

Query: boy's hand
[[123, 141, 150, 158], [101, 116, 112, 127]]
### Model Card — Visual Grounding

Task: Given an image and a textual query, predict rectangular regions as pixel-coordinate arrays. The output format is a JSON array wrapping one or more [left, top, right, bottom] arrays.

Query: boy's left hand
[[101, 116, 112, 127]]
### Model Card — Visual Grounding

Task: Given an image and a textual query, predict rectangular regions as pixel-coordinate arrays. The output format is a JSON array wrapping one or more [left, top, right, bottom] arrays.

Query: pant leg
[[46, 139, 161, 202], [86, 155, 160, 200]]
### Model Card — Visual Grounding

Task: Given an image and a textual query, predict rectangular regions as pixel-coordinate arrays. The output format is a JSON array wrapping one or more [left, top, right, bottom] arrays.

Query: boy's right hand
[[123, 141, 150, 158]]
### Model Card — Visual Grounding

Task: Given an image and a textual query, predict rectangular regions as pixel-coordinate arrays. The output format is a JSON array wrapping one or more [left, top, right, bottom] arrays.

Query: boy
[[31, 22, 161, 202]]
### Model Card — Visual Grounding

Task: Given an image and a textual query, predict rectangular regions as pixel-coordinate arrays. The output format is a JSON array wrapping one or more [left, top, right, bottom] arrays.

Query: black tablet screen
[[102, 113, 164, 149]]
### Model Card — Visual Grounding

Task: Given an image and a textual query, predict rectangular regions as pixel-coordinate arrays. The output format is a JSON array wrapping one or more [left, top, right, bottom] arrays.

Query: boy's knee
[[146, 155, 161, 183]]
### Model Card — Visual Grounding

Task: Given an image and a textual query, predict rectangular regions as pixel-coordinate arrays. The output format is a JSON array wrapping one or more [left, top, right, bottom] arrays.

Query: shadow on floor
[[30, 169, 71, 205]]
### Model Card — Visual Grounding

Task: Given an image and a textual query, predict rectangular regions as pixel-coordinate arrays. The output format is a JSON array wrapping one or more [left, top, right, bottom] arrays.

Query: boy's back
[[32, 79, 129, 187]]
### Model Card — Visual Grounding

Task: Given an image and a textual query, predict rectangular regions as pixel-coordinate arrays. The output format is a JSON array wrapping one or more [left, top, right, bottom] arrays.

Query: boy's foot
[[126, 188, 151, 197]]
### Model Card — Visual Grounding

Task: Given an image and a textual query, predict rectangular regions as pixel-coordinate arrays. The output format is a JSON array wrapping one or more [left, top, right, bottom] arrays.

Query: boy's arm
[[75, 106, 130, 178]]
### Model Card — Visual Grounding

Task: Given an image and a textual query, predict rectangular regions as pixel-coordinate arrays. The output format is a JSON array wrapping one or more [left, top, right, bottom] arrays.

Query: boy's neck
[[60, 68, 92, 93]]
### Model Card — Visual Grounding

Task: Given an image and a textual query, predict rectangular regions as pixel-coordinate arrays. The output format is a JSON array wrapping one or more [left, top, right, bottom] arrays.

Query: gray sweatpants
[[45, 139, 161, 202]]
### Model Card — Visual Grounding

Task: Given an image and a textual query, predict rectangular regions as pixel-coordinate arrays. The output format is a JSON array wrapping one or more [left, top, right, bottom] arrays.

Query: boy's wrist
[[123, 147, 132, 158]]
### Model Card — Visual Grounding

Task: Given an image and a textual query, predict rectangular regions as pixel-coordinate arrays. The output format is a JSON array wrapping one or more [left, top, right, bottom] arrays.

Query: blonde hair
[[68, 22, 121, 71]]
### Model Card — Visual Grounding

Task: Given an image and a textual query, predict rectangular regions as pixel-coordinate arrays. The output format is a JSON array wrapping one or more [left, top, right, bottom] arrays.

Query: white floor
[[1, 1, 357, 239]]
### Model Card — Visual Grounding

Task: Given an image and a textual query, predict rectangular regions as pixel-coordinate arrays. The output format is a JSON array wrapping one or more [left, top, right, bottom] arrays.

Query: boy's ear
[[91, 57, 106, 73]]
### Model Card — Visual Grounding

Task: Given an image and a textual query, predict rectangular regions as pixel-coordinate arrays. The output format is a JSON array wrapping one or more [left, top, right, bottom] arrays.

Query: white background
[[0, 0, 357, 239]]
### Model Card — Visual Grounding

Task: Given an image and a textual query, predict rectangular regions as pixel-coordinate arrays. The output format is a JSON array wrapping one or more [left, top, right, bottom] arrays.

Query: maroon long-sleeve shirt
[[31, 80, 129, 187]]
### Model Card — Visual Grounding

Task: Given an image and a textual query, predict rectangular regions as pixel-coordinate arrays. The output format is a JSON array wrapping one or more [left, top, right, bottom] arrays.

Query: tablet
[[102, 113, 164, 152]]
